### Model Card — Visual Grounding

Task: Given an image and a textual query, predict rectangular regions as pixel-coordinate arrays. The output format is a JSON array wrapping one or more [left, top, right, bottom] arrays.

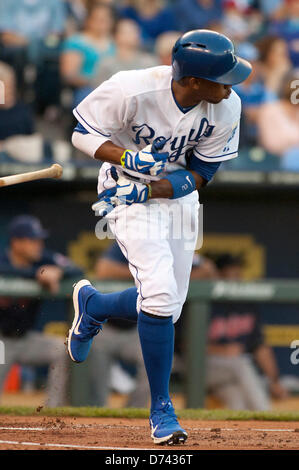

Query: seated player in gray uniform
[[0, 215, 82, 406], [205, 254, 288, 410]]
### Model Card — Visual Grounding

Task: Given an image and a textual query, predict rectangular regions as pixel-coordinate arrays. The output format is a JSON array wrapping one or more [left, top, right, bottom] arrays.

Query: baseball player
[[67, 30, 252, 445]]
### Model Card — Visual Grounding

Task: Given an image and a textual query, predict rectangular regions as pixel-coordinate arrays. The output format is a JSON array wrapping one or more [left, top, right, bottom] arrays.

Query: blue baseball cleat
[[67, 279, 105, 363], [150, 397, 188, 445]]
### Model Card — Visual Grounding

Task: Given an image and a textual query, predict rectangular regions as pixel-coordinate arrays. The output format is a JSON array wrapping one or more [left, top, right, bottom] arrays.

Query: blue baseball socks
[[85, 287, 138, 322], [86, 288, 174, 411], [137, 311, 174, 410]]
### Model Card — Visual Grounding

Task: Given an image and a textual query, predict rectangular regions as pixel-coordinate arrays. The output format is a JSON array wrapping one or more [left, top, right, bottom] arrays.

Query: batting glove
[[92, 167, 151, 217], [120, 138, 169, 177]]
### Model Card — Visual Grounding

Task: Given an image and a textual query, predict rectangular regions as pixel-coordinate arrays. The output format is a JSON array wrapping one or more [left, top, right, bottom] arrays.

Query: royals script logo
[[132, 119, 215, 162]]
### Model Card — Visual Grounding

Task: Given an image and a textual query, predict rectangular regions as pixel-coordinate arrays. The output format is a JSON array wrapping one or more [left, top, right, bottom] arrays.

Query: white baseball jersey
[[73, 65, 241, 188], [72, 65, 242, 321]]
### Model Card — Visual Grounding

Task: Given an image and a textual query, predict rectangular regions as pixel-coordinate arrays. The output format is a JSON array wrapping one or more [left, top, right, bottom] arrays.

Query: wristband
[[146, 183, 152, 199], [164, 170, 196, 199], [120, 149, 134, 168], [120, 150, 127, 168]]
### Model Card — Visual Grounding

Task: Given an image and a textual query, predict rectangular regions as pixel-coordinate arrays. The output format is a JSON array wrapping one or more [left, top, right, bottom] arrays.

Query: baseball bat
[[0, 164, 63, 188]]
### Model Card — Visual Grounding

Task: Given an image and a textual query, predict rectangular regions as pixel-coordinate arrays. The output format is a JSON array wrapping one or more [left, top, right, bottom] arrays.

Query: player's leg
[[114, 328, 149, 408], [138, 193, 199, 444], [121, 203, 189, 443], [18, 331, 68, 406], [138, 311, 188, 445], [83, 285, 138, 323], [67, 282, 138, 363], [169, 191, 200, 323], [213, 382, 248, 410], [67, 200, 177, 364], [91, 325, 150, 408], [98, 201, 186, 443], [88, 326, 119, 406], [232, 355, 270, 410], [205, 355, 248, 409]]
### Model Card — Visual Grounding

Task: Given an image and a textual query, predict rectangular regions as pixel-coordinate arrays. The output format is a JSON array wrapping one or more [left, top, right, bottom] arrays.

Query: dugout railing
[[0, 277, 299, 408]]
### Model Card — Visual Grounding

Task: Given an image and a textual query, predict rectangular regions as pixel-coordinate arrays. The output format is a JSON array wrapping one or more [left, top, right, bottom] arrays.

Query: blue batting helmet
[[172, 30, 252, 85]]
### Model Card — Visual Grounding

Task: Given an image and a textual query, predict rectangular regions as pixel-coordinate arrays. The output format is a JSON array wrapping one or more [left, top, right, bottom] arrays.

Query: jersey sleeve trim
[[193, 147, 238, 162], [73, 107, 112, 138]]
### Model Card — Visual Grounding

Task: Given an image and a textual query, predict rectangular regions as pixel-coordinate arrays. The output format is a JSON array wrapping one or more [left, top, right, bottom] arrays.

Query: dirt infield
[[0, 416, 299, 450]]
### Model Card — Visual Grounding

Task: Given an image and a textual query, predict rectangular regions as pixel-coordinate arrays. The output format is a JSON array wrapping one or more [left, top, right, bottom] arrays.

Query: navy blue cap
[[9, 215, 48, 240]]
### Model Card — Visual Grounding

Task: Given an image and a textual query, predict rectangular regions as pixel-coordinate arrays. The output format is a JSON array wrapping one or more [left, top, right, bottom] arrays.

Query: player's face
[[115, 20, 140, 49], [86, 6, 113, 36], [191, 77, 232, 104], [11, 238, 44, 263], [0, 76, 16, 109]]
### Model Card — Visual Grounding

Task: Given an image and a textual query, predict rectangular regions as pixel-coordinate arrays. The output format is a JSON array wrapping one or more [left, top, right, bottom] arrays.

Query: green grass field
[[0, 406, 299, 421]]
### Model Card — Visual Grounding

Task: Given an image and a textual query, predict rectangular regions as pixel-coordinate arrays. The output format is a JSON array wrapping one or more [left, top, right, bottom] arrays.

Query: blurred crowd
[[0, 0, 298, 170]]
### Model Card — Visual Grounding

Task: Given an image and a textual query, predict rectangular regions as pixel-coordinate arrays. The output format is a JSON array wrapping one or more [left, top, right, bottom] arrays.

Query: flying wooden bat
[[0, 164, 63, 188]]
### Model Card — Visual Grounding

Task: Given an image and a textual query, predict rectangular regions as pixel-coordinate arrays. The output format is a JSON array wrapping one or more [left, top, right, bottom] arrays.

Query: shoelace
[[80, 322, 103, 341], [152, 402, 179, 427]]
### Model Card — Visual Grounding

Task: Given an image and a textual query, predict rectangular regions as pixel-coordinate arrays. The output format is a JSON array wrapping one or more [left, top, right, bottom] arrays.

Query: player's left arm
[[148, 170, 207, 199], [148, 155, 222, 199], [92, 165, 213, 217]]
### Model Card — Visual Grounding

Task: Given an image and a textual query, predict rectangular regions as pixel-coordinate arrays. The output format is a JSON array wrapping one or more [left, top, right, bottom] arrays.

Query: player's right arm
[[143, 94, 242, 199], [71, 78, 168, 176]]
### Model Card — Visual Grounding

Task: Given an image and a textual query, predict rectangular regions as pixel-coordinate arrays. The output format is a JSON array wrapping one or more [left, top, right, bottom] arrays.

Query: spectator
[[155, 31, 181, 66], [269, 0, 299, 67], [119, 0, 178, 50], [174, 0, 223, 33], [64, 0, 88, 37], [0, 215, 83, 406], [233, 43, 268, 147], [94, 19, 157, 86], [0, 62, 71, 165], [0, 0, 66, 110], [61, 2, 116, 106], [205, 254, 288, 410], [0, 62, 34, 141], [89, 241, 149, 407], [256, 34, 292, 96], [221, 0, 264, 43], [191, 252, 218, 280], [0, 0, 66, 46], [258, 0, 283, 18], [256, 71, 299, 170]]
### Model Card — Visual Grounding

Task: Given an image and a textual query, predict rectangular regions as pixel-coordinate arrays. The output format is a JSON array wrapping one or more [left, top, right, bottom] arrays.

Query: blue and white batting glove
[[92, 167, 151, 217], [120, 138, 169, 177]]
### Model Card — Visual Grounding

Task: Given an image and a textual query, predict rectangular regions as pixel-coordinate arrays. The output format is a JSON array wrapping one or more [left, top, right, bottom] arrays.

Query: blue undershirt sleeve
[[74, 121, 89, 135], [189, 155, 221, 182]]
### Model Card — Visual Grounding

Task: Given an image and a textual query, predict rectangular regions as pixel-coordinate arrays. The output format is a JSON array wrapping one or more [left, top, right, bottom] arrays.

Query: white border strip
[[0, 440, 151, 451], [0, 427, 44, 431], [1, 426, 298, 433], [1, 426, 298, 450], [193, 427, 297, 433]]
